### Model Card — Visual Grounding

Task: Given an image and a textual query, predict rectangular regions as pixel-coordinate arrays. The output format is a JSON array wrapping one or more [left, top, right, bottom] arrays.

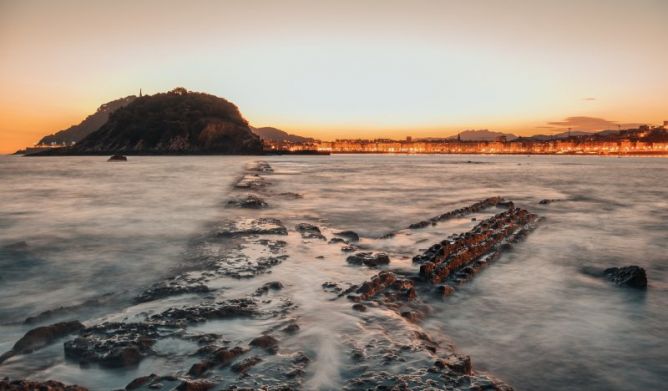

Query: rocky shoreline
[[0, 160, 557, 390]]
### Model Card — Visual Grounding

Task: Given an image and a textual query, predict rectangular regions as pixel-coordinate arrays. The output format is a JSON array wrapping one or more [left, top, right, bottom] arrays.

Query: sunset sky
[[1, 0, 667, 153]]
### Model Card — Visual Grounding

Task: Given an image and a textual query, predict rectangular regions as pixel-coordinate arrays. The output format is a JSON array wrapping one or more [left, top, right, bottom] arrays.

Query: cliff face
[[42, 88, 263, 155], [38, 96, 137, 145]]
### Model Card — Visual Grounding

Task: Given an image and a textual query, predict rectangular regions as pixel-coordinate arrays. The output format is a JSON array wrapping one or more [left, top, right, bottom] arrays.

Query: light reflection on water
[[0, 154, 666, 390]]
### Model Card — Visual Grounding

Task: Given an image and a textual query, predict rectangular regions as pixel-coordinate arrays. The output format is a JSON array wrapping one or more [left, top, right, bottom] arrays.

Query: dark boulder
[[249, 335, 279, 353], [603, 266, 648, 289], [436, 285, 455, 297], [108, 154, 127, 161], [0, 320, 84, 364], [334, 230, 360, 242], [231, 356, 262, 373], [254, 281, 284, 296], [346, 252, 390, 267], [226, 194, 268, 209], [295, 223, 326, 240]]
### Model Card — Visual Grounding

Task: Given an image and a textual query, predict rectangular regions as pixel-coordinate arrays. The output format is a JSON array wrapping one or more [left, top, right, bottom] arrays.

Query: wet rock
[[249, 335, 279, 353], [350, 271, 397, 301], [329, 237, 346, 244], [227, 194, 268, 209], [0, 320, 84, 364], [151, 298, 257, 325], [435, 354, 472, 375], [346, 252, 390, 267], [126, 375, 180, 390], [108, 154, 127, 161], [322, 282, 342, 293], [436, 285, 455, 297], [176, 380, 215, 391], [401, 311, 419, 322], [134, 281, 209, 304], [352, 303, 367, 312], [217, 254, 288, 279], [538, 198, 556, 205], [217, 218, 287, 236], [292, 351, 310, 365], [295, 223, 326, 240], [0, 378, 88, 391], [282, 322, 300, 334], [234, 174, 266, 189], [408, 220, 431, 229], [603, 266, 648, 289], [277, 192, 303, 199], [405, 287, 417, 301], [497, 200, 514, 208], [64, 322, 158, 368], [341, 245, 357, 253], [335, 230, 360, 242], [254, 281, 284, 296], [231, 356, 262, 373], [188, 346, 247, 377], [246, 161, 273, 173]]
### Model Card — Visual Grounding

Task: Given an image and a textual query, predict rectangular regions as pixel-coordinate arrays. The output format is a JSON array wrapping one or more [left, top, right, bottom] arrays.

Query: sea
[[0, 154, 666, 390]]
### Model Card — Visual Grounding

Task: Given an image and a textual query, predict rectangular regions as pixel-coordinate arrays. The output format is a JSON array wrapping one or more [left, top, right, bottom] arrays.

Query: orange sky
[[1, 0, 667, 154]]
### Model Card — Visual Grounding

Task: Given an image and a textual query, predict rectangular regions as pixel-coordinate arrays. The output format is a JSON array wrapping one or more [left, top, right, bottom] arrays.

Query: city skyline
[[2, 0, 667, 154]]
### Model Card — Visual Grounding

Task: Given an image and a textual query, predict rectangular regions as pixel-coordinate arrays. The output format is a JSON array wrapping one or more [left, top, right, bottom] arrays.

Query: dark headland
[[33, 88, 263, 156]]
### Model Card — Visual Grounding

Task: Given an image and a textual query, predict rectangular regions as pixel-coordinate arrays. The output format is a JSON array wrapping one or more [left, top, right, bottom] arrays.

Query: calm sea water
[[0, 154, 666, 390]]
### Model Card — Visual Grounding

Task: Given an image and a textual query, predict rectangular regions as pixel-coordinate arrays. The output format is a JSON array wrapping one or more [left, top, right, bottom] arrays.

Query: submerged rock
[[603, 266, 648, 289], [234, 174, 266, 189], [254, 281, 284, 296], [217, 218, 288, 236], [246, 161, 273, 173], [436, 285, 455, 297], [188, 346, 247, 377], [134, 281, 209, 303], [0, 378, 88, 391], [231, 356, 262, 373], [408, 220, 432, 229], [249, 335, 279, 353], [0, 320, 84, 364], [335, 230, 360, 242], [295, 223, 326, 240], [107, 154, 127, 161], [346, 252, 390, 267], [226, 194, 268, 209], [1, 241, 29, 251]]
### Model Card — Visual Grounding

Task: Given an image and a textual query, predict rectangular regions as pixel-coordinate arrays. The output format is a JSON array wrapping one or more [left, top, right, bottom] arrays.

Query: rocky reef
[[1, 162, 543, 390]]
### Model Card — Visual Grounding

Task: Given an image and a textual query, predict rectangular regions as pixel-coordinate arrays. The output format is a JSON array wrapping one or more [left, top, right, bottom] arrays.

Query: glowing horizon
[[1, 0, 667, 153]]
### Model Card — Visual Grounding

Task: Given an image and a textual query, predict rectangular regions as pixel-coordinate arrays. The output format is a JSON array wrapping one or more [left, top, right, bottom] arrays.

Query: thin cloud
[[582, 97, 596, 101], [546, 116, 642, 131]]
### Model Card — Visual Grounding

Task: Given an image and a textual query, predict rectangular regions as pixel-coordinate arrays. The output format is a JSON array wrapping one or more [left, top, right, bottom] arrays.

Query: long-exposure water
[[0, 154, 666, 390]]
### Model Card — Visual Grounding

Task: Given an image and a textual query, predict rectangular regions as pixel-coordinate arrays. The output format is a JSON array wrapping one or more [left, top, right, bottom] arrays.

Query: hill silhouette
[[37, 88, 263, 155], [38, 96, 136, 145]]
